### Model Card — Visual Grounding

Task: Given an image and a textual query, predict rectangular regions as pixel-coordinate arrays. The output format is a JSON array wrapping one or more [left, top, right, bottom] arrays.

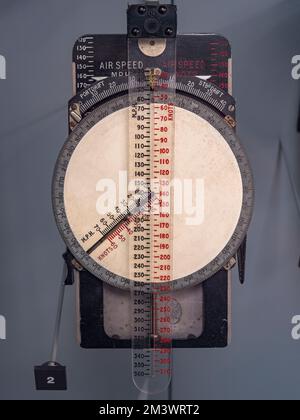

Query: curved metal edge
[[53, 78, 254, 291]]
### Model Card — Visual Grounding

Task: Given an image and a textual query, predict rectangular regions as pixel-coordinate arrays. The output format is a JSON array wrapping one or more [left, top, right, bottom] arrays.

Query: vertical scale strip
[[151, 67, 175, 389], [128, 68, 154, 392], [128, 37, 176, 395]]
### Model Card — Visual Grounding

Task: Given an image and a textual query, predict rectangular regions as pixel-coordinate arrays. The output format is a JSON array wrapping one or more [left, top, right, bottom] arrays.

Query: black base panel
[[79, 269, 229, 349], [73, 34, 231, 94]]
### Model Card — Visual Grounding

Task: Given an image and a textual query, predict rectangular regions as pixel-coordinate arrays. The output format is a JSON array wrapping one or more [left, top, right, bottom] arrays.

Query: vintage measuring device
[[127, 15, 177, 392], [45, 1, 254, 394]]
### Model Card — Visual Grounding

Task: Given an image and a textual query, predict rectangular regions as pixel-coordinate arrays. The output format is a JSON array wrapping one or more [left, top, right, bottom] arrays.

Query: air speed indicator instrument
[[52, 1, 254, 395]]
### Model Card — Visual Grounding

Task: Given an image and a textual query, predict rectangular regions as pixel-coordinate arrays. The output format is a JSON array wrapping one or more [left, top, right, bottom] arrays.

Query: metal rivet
[[132, 27, 140, 37], [159, 6, 168, 14], [165, 27, 174, 36], [138, 6, 146, 15]]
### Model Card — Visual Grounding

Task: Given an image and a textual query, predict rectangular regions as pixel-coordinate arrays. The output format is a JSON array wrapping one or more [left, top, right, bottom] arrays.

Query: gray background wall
[[0, 0, 299, 400]]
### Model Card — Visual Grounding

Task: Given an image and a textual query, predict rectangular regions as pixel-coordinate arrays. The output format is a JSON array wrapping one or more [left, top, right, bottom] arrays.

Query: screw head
[[159, 6, 168, 14], [138, 6, 146, 15], [165, 27, 174, 36], [131, 27, 141, 37]]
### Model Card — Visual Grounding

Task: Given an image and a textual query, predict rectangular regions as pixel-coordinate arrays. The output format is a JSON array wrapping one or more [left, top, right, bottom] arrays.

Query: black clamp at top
[[127, 2, 177, 38]]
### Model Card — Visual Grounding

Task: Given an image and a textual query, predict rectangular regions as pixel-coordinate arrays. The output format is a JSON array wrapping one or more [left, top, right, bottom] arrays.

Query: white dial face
[[64, 105, 243, 283]]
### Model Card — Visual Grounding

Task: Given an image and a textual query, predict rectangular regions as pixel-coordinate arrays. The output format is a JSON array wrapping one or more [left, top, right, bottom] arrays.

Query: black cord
[[168, 378, 173, 400]]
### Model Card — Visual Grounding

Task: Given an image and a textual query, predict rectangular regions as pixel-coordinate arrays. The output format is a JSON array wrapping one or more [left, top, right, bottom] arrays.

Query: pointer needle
[[86, 192, 154, 255]]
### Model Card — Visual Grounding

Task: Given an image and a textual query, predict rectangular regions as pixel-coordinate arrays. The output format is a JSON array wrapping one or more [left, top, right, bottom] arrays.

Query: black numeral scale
[[36, 1, 254, 394]]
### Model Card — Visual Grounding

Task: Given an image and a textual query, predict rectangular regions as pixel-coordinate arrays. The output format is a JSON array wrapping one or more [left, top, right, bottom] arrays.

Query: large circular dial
[[52, 77, 254, 290]]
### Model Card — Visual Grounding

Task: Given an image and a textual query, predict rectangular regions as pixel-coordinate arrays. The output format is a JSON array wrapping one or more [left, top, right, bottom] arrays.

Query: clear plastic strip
[[128, 37, 176, 394]]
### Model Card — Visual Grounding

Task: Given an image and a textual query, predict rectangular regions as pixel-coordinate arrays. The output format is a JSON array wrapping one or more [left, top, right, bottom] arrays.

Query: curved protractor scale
[[70, 76, 236, 120], [52, 76, 254, 292]]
